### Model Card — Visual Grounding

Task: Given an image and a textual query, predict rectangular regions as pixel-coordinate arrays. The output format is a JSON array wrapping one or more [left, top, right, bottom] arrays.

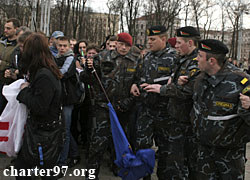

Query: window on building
[[141, 24, 143, 29], [141, 32, 143, 36]]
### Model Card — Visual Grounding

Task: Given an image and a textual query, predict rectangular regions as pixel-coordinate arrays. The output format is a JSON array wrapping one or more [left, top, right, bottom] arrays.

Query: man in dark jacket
[[130, 25, 176, 180], [192, 39, 250, 179], [55, 36, 80, 168], [82, 32, 139, 179], [142, 26, 200, 179], [0, 18, 20, 115]]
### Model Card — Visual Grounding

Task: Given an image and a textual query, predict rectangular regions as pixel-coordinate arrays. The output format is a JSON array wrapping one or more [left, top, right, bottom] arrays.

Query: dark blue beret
[[147, 25, 167, 36], [176, 26, 200, 37], [198, 39, 229, 54]]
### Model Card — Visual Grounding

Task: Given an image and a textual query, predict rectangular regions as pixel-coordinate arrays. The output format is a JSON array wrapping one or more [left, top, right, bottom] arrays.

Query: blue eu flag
[[108, 102, 155, 180]]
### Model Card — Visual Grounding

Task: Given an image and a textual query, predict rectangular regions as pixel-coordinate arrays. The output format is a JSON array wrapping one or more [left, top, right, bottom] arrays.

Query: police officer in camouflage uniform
[[143, 26, 200, 179], [81, 32, 139, 179], [192, 39, 250, 179], [130, 25, 176, 180]]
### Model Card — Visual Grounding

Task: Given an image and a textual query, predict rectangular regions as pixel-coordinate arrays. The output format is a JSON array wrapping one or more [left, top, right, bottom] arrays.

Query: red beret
[[168, 37, 176, 48], [117, 32, 133, 47]]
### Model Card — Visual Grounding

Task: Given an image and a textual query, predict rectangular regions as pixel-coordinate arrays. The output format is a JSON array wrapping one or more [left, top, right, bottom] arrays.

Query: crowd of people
[[0, 17, 250, 180]]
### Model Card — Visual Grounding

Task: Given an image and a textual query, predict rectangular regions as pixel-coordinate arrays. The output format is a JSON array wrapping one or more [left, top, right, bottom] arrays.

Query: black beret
[[147, 25, 167, 36], [198, 39, 229, 55], [176, 26, 200, 37]]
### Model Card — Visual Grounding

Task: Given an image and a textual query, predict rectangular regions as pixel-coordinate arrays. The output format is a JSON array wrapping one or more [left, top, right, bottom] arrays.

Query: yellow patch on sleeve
[[189, 69, 197, 77], [241, 78, 248, 85], [242, 86, 250, 95], [158, 67, 170, 71], [127, 68, 136, 72], [193, 57, 197, 61], [215, 101, 233, 109]]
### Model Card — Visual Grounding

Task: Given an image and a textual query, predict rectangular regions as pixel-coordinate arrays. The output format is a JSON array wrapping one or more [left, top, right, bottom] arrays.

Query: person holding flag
[[81, 32, 140, 179]]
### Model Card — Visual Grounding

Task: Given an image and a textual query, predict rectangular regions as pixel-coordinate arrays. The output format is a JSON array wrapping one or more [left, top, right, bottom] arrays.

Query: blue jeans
[[58, 105, 79, 166]]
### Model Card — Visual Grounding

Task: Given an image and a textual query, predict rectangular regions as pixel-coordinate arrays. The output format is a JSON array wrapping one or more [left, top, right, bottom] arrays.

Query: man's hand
[[178, 76, 188, 85], [167, 77, 172, 85], [4, 69, 12, 78], [81, 57, 86, 65], [130, 84, 140, 96], [240, 93, 250, 109], [142, 83, 161, 94], [4, 69, 17, 79], [86, 57, 94, 69]]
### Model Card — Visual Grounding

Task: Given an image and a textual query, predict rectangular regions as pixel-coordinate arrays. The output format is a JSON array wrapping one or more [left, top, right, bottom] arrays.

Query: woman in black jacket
[[14, 33, 64, 180]]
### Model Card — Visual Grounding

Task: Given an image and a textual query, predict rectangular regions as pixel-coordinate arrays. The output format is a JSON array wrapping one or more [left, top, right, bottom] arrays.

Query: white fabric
[[0, 79, 28, 157], [153, 76, 170, 83], [207, 114, 238, 121]]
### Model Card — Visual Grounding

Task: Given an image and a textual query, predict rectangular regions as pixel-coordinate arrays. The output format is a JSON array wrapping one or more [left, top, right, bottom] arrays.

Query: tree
[[142, 0, 183, 36]]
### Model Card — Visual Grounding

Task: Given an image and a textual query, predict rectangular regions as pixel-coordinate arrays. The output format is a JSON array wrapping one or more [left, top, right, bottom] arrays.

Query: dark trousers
[[14, 152, 58, 180], [196, 144, 245, 180]]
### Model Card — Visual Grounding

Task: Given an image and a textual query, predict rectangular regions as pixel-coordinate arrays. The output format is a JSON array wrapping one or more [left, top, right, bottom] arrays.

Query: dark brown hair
[[6, 18, 20, 28], [22, 33, 63, 80], [109, 35, 117, 41], [86, 44, 100, 53], [182, 36, 201, 47], [206, 52, 226, 67], [17, 31, 33, 43], [58, 36, 70, 43]]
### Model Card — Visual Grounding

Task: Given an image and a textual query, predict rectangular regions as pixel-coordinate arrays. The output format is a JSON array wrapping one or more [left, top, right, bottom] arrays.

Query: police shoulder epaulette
[[240, 77, 250, 95], [189, 68, 198, 77], [242, 85, 250, 95], [241, 77, 248, 85]]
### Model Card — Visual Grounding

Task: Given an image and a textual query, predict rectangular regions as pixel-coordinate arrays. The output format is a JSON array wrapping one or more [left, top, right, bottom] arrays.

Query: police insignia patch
[[215, 101, 233, 109], [146, 29, 150, 36], [158, 67, 170, 71], [189, 69, 197, 77], [241, 78, 248, 85], [242, 86, 250, 95], [152, 30, 161, 34], [127, 68, 136, 72], [201, 43, 211, 51], [180, 31, 190, 36]]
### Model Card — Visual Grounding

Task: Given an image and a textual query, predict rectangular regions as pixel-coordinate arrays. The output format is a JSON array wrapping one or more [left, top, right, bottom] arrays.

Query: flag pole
[[91, 68, 110, 103]]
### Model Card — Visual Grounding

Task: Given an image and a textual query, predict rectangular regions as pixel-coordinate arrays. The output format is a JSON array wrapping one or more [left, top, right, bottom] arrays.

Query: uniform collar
[[179, 48, 198, 64], [111, 49, 137, 62], [205, 62, 229, 87]]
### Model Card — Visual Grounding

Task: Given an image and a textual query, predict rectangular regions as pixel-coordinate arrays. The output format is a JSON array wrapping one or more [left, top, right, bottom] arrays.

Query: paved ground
[[1, 143, 250, 180]]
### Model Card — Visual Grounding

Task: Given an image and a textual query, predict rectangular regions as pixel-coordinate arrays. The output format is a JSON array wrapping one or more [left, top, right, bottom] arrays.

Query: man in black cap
[[143, 26, 200, 179], [191, 39, 250, 179], [130, 25, 176, 180]]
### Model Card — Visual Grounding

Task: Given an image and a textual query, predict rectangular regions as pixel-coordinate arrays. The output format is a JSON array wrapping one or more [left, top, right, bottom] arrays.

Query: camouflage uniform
[[192, 62, 250, 180], [134, 47, 176, 180], [81, 49, 139, 179], [159, 49, 199, 179]]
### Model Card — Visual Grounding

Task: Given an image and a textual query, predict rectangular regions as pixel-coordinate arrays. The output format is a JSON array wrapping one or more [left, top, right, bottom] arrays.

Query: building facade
[[202, 29, 250, 61], [135, 14, 181, 46]]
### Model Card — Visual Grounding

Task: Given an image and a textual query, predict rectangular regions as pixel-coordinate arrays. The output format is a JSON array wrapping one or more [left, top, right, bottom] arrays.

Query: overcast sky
[[87, 0, 250, 29]]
